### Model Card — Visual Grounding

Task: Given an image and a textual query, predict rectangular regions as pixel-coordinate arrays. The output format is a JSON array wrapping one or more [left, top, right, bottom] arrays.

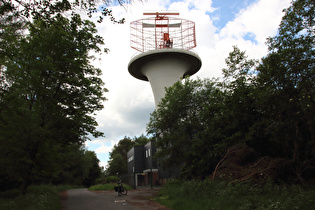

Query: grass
[[154, 179, 315, 210], [0, 184, 74, 210], [88, 183, 133, 191]]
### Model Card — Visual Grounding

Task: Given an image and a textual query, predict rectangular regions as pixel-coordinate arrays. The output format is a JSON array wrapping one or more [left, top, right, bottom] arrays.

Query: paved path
[[61, 188, 169, 210]]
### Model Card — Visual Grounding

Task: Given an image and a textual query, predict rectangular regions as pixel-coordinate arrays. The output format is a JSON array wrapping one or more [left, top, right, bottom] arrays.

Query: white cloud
[[88, 0, 292, 167], [219, 0, 290, 48], [93, 140, 116, 154]]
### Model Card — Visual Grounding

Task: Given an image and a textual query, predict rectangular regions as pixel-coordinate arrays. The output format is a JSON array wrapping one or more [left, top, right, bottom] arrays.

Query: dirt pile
[[211, 144, 314, 184]]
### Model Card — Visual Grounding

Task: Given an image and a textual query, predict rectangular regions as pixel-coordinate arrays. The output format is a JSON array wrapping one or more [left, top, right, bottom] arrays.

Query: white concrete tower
[[128, 12, 202, 109]]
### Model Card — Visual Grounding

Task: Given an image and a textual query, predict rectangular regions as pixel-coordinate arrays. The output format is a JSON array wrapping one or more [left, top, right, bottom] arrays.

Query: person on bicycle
[[115, 175, 127, 196]]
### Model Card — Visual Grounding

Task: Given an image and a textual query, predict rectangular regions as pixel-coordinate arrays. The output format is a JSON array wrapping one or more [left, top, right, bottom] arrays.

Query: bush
[[0, 185, 65, 210], [156, 179, 315, 210], [106, 176, 119, 183], [89, 183, 132, 191]]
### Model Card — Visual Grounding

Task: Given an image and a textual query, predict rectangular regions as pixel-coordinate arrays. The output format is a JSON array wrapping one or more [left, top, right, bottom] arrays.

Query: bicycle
[[114, 179, 128, 196]]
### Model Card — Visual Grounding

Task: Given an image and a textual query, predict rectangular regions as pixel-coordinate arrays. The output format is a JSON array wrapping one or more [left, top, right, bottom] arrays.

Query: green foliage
[[0, 0, 134, 196], [81, 151, 102, 187], [156, 180, 315, 210], [89, 183, 132, 191], [147, 0, 315, 182], [53, 144, 102, 187], [3, 0, 125, 25], [148, 74, 258, 178], [106, 176, 120, 183], [254, 0, 315, 164], [0, 185, 68, 210], [222, 45, 258, 89], [106, 137, 134, 176], [106, 135, 151, 176], [148, 78, 217, 173], [0, 12, 106, 194], [133, 134, 151, 146]]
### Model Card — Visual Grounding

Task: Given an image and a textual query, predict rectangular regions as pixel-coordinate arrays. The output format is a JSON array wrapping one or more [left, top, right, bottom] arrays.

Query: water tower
[[128, 12, 202, 109]]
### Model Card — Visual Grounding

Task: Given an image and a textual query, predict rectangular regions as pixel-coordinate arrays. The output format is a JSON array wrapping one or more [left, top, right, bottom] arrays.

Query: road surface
[[61, 188, 169, 210]]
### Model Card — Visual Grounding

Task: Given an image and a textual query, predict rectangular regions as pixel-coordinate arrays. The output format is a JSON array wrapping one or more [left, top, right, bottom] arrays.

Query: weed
[[155, 179, 315, 210], [0, 184, 75, 210]]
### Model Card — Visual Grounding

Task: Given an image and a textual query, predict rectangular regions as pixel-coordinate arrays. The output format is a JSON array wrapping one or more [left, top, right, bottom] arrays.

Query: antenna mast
[[130, 12, 196, 52]]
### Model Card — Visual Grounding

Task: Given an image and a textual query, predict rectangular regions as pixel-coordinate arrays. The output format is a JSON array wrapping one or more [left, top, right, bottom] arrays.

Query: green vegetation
[[1, 1, 313, 209], [155, 180, 315, 210], [106, 176, 120, 183], [106, 135, 151, 176], [89, 175, 133, 191], [89, 183, 132, 191], [0, 185, 73, 210], [0, 0, 126, 195], [147, 0, 314, 184]]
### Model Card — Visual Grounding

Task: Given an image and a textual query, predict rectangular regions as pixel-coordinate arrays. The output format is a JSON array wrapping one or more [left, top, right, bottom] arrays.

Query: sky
[[85, 0, 292, 169]]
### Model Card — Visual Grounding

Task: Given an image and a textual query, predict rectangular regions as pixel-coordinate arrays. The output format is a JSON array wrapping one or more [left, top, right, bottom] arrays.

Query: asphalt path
[[61, 188, 169, 210]]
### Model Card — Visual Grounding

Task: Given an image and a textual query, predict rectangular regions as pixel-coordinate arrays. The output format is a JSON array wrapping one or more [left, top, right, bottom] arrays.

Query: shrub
[[0, 185, 63, 210], [106, 176, 119, 183], [156, 179, 315, 210], [89, 183, 132, 191]]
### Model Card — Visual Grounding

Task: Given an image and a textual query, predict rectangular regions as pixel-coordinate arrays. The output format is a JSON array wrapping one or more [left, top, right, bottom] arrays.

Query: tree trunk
[[293, 122, 300, 163], [19, 141, 40, 196], [20, 165, 31, 196]]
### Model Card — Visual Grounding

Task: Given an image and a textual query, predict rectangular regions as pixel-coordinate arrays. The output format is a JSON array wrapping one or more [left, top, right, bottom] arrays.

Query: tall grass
[[0, 185, 66, 210], [155, 179, 315, 210]]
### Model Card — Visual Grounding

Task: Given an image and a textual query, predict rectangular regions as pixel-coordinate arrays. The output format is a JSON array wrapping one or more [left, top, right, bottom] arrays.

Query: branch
[[211, 148, 230, 181]]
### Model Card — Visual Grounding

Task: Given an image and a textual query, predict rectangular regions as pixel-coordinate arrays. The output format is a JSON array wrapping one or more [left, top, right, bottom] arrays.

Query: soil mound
[[210, 144, 312, 184]]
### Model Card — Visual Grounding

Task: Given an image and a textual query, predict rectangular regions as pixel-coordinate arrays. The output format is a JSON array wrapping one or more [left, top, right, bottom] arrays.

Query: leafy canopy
[[0, 11, 107, 194], [146, 0, 314, 181]]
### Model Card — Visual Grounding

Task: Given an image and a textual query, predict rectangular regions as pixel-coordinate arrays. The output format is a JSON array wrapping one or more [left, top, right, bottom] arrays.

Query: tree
[[0, 13, 106, 194], [219, 46, 261, 148], [107, 153, 128, 176], [82, 150, 102, 187], [0, 0, 124, 69], [255, 0, 314, 165], [146, 0, 314, 182], [0, 1, 26, 60], [133, 134, 150, 146], [52, 144, 102, 187], [106, 135, 151, 176], [106, 137, 134, 175], [146, 53, 259, 178], [147, 78, 224, 177], [1, 0, 125, 24]]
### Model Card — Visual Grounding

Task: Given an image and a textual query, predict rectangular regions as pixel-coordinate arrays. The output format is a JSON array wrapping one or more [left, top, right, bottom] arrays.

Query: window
[[128, 155, 134, 162], [146, 149, 151, 158]]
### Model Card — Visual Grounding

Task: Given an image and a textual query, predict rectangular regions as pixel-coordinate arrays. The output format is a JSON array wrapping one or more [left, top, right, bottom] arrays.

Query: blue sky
[[211, 0, 258, 29], [86, 0, 292, 169]]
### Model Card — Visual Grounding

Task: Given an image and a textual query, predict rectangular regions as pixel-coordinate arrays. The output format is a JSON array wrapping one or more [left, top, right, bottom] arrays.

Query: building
[[127, 140, 179, 188]]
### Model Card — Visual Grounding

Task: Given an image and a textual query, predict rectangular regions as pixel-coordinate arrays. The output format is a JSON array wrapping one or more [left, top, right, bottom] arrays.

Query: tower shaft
[[128, 49, 201, 109]]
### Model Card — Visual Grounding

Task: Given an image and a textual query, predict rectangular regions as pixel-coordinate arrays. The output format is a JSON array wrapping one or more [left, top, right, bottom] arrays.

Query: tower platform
[[128, 49, 202, 108]]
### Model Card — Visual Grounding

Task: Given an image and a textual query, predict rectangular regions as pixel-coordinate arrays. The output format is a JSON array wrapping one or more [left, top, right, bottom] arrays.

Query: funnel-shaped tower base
[[128, 49, 202, 108]]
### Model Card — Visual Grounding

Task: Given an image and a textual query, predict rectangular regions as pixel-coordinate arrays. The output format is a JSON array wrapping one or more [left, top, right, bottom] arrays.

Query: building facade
[[127, 140, 179, 188]]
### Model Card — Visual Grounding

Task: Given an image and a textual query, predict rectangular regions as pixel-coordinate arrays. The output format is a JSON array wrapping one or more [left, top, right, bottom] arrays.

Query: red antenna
[[143, 12, 180, 17], [130, 12, 196, 52]]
